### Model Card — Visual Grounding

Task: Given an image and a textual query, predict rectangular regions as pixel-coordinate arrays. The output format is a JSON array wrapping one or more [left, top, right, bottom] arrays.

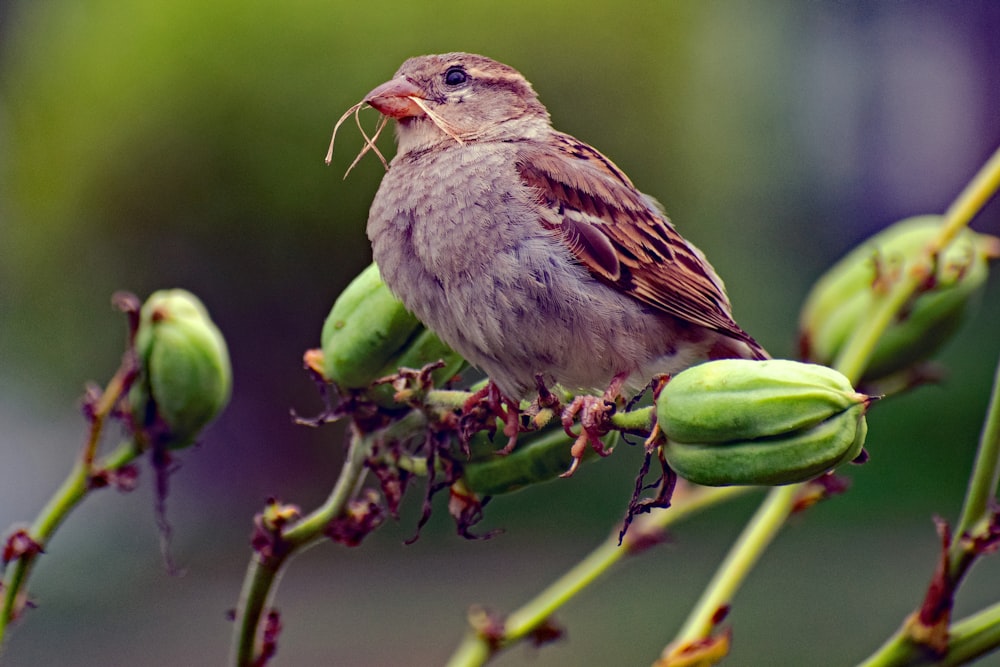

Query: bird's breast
[[364, 141, 667, 398], [369, 144, 541, 278]]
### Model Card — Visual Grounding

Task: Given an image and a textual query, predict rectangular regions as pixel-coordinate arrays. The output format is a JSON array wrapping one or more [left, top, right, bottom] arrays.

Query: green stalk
[[670, 144, 1000, 661], [943, 601, 1000, 666], [228, 395, 658, 667], [0, 361, 140, 653], [671, 485, 796, 646], [950, 353, 1000, 578], [857, 349, 1000, 667], [445, 486, 753, 667], [445, 144, 1000, 667], [858, 600, 1000, 667], [230, 430, 370, 667], [611, 406, 655, 432], [835, 145, 1000, 382], [446, 634, 492, 667]]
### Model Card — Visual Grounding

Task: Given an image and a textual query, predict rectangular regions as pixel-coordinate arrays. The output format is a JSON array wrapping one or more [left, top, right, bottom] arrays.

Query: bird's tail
[[711, 328, 771, 362]]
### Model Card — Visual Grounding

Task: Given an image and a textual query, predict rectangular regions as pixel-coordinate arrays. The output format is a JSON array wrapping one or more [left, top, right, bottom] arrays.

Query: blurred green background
[[2, 1, 1000, 665]]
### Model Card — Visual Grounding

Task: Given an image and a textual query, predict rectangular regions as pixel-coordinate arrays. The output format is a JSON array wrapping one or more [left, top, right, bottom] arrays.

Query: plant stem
[[230, 557, 283, 667], [426, 389, 474, 411], [672, 485, 796, 646], [445, 485, 754, 667], [834, 145, 1000, 383], [935, 147, 1000, 252], [950, 352, 1000, 578], [611, 406, 655, 432], [506, 486, 752, 641], [0, 361, 139, 653], [285, 429, 371, 546], [669, 145, 1000, 660], [859, 599, 1000, 667], [857, 351, 1000, 667], [228, 393, 655, 666], [230, 431, 370, 667], [447, 633, 492, 667], [944, 601, 1000, 666], [851, 147, 1000, 667], [0, 462, 89, 647]]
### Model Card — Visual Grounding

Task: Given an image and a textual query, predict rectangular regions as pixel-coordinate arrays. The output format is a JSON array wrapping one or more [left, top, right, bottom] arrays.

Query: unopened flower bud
[[658, 359, 869, 486], [131, 290, 232, 449], [800, 216, 1000, 381]]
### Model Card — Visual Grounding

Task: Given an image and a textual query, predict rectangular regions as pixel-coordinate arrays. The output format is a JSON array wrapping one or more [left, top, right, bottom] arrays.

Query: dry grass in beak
[[409, 97, 465, 146], [325, 101, 390, 178]]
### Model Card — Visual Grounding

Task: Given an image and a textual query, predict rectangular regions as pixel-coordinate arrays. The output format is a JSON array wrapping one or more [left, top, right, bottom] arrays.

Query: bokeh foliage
[[2, 1, 1000, 665]]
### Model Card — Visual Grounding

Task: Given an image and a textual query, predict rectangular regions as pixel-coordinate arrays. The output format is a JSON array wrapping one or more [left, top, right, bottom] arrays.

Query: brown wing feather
[[516, 133, 757, 346]]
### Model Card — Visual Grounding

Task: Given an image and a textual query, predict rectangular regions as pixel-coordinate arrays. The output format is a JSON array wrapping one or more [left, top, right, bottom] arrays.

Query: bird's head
[[364, 53, 551, 154]]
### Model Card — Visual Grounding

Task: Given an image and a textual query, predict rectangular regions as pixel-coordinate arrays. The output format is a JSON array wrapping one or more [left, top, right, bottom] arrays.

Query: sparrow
[[339, 53, 766, 428]]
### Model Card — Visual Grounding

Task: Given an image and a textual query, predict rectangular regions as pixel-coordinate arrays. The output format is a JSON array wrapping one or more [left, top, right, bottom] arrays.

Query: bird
[[339, 52, 767, 453]]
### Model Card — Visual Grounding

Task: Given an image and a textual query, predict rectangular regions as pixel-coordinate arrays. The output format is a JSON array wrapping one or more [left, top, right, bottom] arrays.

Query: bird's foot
[[460, 380, 521, 455], [559, 373, 628, 477]]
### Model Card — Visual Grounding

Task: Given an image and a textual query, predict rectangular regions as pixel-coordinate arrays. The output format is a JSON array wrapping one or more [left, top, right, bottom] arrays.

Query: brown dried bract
[[325, 489, 385, 547], [2, 528, 43, 565]]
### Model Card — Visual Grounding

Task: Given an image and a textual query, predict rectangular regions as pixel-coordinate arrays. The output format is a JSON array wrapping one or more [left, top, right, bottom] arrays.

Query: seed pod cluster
[[800, 215, 999, 381], [320, 262, 467, 404], [130, 290, 232, 450], [658, 359, 869, 486]]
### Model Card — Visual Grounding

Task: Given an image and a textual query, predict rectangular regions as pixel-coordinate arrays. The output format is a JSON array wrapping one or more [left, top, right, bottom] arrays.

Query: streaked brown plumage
[[354, 52, 766, 401]]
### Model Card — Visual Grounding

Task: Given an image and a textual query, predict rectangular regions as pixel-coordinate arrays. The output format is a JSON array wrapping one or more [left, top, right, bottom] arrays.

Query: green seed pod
[[659, 359, 865, 445], [663, 404, 867, 486], [131, 290, 232, 449], [800, 215, 1000, 381], [321, 263, 422, 388], [657, 359, 869, 486], [365, 327, 468, 407], [320, 262, 468, 405], [461, 428, 618, 496]]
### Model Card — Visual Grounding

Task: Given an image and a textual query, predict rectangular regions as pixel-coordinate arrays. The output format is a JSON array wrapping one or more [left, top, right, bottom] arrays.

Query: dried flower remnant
[[325, 490, 384, 547], [88, 464, 140, 492], [250, 499, 301, 562], [2, 530, 43, 566]]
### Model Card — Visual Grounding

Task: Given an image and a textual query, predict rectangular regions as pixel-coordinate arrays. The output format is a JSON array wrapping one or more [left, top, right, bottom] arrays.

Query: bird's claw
[[559, 394, 617, 478], [559, 373, 628, 477], [460, 380, 521, 455]]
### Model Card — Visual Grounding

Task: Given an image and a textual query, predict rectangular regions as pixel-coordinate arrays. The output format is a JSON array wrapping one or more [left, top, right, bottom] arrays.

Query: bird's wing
[[516, 132, 755, 344]]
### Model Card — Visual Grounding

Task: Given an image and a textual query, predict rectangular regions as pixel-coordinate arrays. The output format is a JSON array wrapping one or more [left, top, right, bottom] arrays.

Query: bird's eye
[[444, 66, 467, 86]]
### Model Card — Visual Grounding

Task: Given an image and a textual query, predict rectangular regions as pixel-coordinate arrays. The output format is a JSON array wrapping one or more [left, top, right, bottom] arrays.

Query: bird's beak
[[364, 77, 426, 119]]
